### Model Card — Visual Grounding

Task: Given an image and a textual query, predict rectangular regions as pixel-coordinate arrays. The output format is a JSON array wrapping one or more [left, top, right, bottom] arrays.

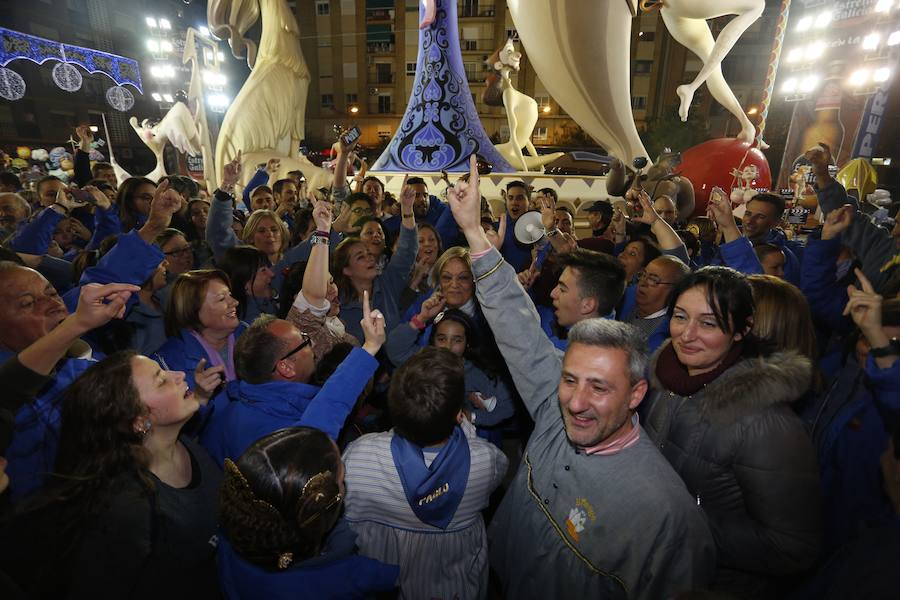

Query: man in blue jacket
[[200, 309, 385, 466], [741, 192, 803, 284], [382, 177, 459, 248]]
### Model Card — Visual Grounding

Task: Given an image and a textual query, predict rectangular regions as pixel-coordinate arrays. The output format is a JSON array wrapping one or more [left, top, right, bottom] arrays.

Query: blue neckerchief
[[390, 426, 470, 529]]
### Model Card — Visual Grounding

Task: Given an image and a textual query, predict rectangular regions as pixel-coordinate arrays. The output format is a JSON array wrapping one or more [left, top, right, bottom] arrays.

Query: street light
[[151, 92, 162, 101], [147, 40, 159, 52], [146, 17, 157, 28], [781, 78, 798, 93], [159, 18, 171, 30], [874, 67, 892, 82], [162, 93, 174, 103], [800, 74, 819, 92], [542, 105, 551, 114], [889, 31, 900, 46], [848, 68, 870, 86], [863, 32, 881, 51], [349, 105, 360, 114]]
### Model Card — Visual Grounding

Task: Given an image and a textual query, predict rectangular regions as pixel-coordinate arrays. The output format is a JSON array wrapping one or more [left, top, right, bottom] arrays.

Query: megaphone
[[514, 210, 546, 245]]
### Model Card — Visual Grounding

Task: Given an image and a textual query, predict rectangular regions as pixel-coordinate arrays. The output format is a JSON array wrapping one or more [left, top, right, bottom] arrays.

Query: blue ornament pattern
[[372, 0, 511, 172]]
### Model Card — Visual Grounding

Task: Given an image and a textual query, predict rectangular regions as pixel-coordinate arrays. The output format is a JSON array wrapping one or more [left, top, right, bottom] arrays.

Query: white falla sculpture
[[653, 0, 766, 147], [208, 0, 332, 191], [507, 0, 650, 164], [483, 40, 563, 173], [129, 101, 202, 183]]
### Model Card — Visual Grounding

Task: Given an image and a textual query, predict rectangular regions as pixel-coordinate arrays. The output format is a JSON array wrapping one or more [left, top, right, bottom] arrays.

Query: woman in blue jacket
[[155, 269, 247, 390]]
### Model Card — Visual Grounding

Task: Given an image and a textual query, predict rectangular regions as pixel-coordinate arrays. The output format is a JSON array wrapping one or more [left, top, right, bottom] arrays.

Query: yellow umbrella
[[836, 158, 878, 198]]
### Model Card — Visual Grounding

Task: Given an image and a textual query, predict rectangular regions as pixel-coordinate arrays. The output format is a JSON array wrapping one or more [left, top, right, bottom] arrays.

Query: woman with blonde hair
[[747, 274, 821, 392]]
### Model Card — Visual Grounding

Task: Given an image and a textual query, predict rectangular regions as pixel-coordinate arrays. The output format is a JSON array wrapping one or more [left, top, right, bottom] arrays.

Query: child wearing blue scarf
[[342, 347, 508, 600]]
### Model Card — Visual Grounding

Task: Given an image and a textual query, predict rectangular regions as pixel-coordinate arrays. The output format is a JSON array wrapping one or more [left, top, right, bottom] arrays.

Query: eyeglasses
[[164, 246, 192, 257], [637, 271, 674, 287], [272, 332, 311, 371]]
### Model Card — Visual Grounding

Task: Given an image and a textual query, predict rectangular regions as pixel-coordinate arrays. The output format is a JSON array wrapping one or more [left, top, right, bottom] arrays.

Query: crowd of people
[[0, 125, 898, 600]]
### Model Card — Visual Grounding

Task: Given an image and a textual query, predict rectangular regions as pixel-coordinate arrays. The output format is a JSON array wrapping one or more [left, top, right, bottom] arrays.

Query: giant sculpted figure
[[208, 0, 332, 190]]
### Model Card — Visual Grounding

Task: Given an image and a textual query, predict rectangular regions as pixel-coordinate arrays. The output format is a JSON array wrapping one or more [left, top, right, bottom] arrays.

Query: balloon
[[15, 146, 31, 160], [60, 157, 74, 170], [49, 146, 68, 167], [836, 158, 878, 199], [677, 138, 772, 217], [11, 158, 28, 169], [31, 149, 49, 162]]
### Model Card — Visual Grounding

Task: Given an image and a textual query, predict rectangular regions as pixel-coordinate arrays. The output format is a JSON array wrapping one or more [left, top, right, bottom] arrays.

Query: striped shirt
[[342, 422, 507, 600]]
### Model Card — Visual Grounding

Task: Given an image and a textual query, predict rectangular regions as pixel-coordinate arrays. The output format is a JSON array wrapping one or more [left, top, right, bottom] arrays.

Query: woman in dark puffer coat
[[641, 267, 823, 600]]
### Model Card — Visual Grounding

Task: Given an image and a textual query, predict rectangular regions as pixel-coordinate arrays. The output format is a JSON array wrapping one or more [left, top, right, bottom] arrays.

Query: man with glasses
[[199, 301, 386, 466], [626, 256, 690, 346]]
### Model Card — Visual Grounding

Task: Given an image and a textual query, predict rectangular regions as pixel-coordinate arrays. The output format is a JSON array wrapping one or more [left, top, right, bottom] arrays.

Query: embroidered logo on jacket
[[565, 498, 597, 543]]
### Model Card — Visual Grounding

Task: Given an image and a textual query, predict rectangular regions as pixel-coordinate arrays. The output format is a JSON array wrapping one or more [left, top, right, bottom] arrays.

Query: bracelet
[[869, 338, 900, 358], [315, 229, 330, 237], [218, 186, 235, 196], [309, 234, 330, 246], [402, 212, 414, 219], [410, 315, 426, 330], [475, 257, 505, 283]]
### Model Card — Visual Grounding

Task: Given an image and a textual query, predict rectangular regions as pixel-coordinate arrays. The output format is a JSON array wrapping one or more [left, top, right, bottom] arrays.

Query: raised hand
[[72, 282, 141, 332], [332, 201, 353, 233], [55, 186, 88, 212], [485, 212, 507, 249], [265, 158, 281, 176], [632, 190, 661, 226], [360, 289, 386, 356], [517, 263, 539, 289], [822, 204, 855, 241], [804, 142, 833, 174], [312, 199, 333, 232], [82, 185, 111, 210], [608, 206, 626, 239], [538, 192, 556, 231], [398, 174, 416, 217], [193, 358, 226, 404], [447, 155, 484, 239], [75, 125, 93, 151], [417, 290, 446, 323], [149, 180, 182, 220], [222, 150, 243, 189], [844, 268, 882, 333]]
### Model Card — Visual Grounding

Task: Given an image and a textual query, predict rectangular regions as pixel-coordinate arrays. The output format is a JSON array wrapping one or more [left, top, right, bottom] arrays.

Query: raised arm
[[707, 187, 763, 275], [206, 152, 243, 258], [447, 156, 562, 416], [632, 190, 689, 262], [380, 177, 419, 295], [301, 200, 334, 308], [299, 291, 385, 440]]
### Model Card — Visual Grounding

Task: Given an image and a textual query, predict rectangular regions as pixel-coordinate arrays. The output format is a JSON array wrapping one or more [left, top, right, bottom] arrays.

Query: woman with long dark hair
[[116, 177, 157, 233], [218, 246, 276, 323], [642, 266, 822, 598], [0, 351, 223, 598]]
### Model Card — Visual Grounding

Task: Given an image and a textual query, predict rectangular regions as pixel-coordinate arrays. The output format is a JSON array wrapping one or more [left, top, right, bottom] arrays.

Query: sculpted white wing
[[157, 102, 202, 156], [507, 0, 649, 162]]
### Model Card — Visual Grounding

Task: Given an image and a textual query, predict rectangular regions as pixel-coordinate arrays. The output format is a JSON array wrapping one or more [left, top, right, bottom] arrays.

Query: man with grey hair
[[199, 307, 385, 467], [447, 156, 715, 600], [627, 255, 691, 346], [0, 192, 32, 239]]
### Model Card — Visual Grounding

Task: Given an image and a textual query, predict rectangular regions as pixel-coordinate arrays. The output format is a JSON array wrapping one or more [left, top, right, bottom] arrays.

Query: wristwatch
[[546, 227, 561, 238], [309, 234, 330, 246], [869, 338, 899, 358]]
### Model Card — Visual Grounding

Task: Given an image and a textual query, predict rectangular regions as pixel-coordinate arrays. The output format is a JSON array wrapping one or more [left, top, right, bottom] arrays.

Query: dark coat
[[642, 344, 823, 599]]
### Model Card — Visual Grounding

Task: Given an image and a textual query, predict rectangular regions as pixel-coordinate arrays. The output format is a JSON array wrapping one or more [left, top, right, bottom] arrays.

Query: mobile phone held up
[[341, 126, 361, 147], [68, 188, 95, 204]]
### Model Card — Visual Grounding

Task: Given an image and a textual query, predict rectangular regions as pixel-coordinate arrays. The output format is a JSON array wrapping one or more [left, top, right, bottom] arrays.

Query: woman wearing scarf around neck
[[641, 266, 822, 599], [155, 269, 248, 391], [342, 347, 507, 600]]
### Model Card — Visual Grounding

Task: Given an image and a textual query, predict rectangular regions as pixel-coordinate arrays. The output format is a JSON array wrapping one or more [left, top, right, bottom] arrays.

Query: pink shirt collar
[[583, 413, 641, 456]]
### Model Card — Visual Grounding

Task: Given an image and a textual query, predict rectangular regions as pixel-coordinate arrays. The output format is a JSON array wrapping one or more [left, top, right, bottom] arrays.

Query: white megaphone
[[514, 210, 547, 245]]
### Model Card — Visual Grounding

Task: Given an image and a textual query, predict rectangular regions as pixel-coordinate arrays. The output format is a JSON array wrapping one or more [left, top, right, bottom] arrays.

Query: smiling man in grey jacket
[[446, 157, 716, 600]]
